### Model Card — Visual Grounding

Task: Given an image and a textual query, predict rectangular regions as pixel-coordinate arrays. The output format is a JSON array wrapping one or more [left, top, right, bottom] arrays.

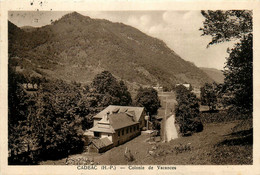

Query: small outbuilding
[[88, 137, 113, 153]]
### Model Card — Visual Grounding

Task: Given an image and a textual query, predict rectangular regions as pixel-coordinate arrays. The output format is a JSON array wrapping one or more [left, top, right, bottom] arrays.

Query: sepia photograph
[[1, 0, 259, 174]]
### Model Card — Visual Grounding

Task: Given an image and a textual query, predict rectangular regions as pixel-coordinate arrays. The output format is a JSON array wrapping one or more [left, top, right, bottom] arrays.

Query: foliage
[[200, 10, 252, 46], [8, 71, 88, 164], [9, 12, 213, 89], [200, 82, 218, 110], [175, 85, 203, 135], [200, 10, 253, 114], [32, 80, 86, 159], [223, 35, 253, 113], [134, 87, 161, 116], [8, 69, 134, 164], [91, 71, 132, 107]]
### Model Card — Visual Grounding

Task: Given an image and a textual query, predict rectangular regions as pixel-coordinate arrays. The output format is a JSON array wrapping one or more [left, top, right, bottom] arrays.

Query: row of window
[[118, 125, 139, 136]]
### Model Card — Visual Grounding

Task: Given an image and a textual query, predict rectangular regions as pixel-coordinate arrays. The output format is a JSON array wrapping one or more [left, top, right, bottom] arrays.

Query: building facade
[[87, 105, 146, 152]]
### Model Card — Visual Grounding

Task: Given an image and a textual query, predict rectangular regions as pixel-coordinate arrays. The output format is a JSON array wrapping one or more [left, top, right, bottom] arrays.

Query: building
[[22, 83, 39, 91], [191, 87, 201, 98], [153, 83, 163, 92], [92, 105, 146, 129], [153, 86, 163, 92], [87, 105, 146, 153], [175, 83, 192, 91]]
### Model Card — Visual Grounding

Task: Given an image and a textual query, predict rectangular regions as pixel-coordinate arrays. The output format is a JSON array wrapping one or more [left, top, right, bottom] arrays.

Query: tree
[[200, 82, 218, 111], [200, 10, 252, 46], [134, 87, 161, 116], [30, 80, 86, 159], [175, 85, 203, 135], [91, 71, 132, 107], [200, 10, 253, 113], [223, 34, 252, 112], [8, 76, 88, 164]]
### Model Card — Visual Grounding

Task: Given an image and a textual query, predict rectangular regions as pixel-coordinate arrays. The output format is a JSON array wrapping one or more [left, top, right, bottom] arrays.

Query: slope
[[200, 67, 224, 84], [8, 12, 213, 89]]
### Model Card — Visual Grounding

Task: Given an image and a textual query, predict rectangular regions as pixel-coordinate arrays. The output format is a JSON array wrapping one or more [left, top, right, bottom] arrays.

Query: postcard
[[0, 0, 259, 174]]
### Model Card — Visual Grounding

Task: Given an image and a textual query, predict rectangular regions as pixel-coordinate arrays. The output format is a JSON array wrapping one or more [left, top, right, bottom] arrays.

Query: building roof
[[91, 137, 113, 150], [89, 113, 115, 133], [89, 124, 115, 133], [109, 113, 139, 130], [89, 112, 139, 133], [93, 105, 145, 122], [176, 83, 191, 89]]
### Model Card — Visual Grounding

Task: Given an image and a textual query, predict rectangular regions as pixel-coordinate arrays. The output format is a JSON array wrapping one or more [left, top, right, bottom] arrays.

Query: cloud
[[140, 15, 152, 26]]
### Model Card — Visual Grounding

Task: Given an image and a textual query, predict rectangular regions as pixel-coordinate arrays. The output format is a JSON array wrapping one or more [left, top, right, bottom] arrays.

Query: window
[[118, 130, 120, 136], [130, 127, 132, 133], [94, 132, 100, 138], [122, 129, 124, 135], [126, 127, 129, 134], [133, 126, 136, 131], [137, 125, 139, 130]]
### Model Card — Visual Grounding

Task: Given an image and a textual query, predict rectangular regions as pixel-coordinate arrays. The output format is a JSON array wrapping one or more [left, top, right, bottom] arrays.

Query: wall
[[139, 111, 146, 129], [88, 144, 99, 153], [112, 123, 141, 147], [100, 133, 112, 142], [93, 118, 101, 126]]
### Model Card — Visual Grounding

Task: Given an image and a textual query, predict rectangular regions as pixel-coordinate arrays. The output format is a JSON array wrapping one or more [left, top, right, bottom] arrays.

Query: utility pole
[[147, 112, 149, 130], [164, 96, 167, 142]]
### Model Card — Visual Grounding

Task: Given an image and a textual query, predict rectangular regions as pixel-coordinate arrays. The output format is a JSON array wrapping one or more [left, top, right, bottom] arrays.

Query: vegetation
[[200, 10, 253, 114], [8, 12, 213, 89], [223, 35, 253, 113], [134, 87, 161, 116], [8, 69, 132, 164], [175, 85, 203, 135], [200, 83, 218, 111], [91, 71, 132, 106]]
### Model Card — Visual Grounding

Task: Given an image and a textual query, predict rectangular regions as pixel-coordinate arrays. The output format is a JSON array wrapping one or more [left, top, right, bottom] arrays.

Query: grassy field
[[40, 114, 252, 165]]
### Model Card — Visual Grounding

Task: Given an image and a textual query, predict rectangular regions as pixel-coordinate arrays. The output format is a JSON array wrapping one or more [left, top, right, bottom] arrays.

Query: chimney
[[106, 111, 110, 120]]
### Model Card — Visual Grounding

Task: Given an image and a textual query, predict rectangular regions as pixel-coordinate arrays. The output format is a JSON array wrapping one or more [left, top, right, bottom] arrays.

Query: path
[[165, 114, 178, 141], [158, 91, 178, 142]]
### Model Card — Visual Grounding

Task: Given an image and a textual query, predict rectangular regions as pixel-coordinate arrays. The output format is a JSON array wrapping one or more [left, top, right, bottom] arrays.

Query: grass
[[40, 115, 252, 165]]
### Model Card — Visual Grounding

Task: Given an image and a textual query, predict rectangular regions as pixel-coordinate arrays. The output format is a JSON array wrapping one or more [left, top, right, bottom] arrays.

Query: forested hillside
[[9, 12, 213, 90]]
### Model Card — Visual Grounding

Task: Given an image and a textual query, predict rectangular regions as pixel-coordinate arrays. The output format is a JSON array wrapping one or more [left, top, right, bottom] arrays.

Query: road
[[165, 114, 178, 141], [158, 92, 178, 142]]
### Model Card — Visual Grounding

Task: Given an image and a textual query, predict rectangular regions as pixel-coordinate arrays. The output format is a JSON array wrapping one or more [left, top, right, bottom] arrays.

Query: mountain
[[20, 26, 37, 32], [200, 67, 224, 84], [8, 12, 213, 90]]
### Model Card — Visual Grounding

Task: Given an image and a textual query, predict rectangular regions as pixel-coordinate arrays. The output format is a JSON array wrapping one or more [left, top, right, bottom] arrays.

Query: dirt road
[[158, 92, 178, 142], [165, 114, 178, 141]]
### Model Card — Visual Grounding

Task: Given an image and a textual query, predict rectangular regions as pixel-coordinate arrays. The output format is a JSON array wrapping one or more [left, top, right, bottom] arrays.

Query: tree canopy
[[134, 87, 161, 116], [200, 10, 253, 113], [200, 10, 252, 47], [175, 85, 203, 135], [8, 69, 132, 164], [91, 71, 132, 107], [223, 34, 253, 112]]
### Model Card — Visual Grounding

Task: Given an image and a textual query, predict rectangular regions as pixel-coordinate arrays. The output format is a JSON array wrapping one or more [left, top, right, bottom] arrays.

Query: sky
[[8, 11, 236, 70]]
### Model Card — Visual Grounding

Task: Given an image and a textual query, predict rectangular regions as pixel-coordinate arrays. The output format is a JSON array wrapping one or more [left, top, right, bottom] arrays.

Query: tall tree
[[91, 71, 132, 107], [200, 10, 252, 46], [200, 10, 253, 113], [223, 34, 252, 112], [134, 87, 161, 116], [175, 85, 203, 135]]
